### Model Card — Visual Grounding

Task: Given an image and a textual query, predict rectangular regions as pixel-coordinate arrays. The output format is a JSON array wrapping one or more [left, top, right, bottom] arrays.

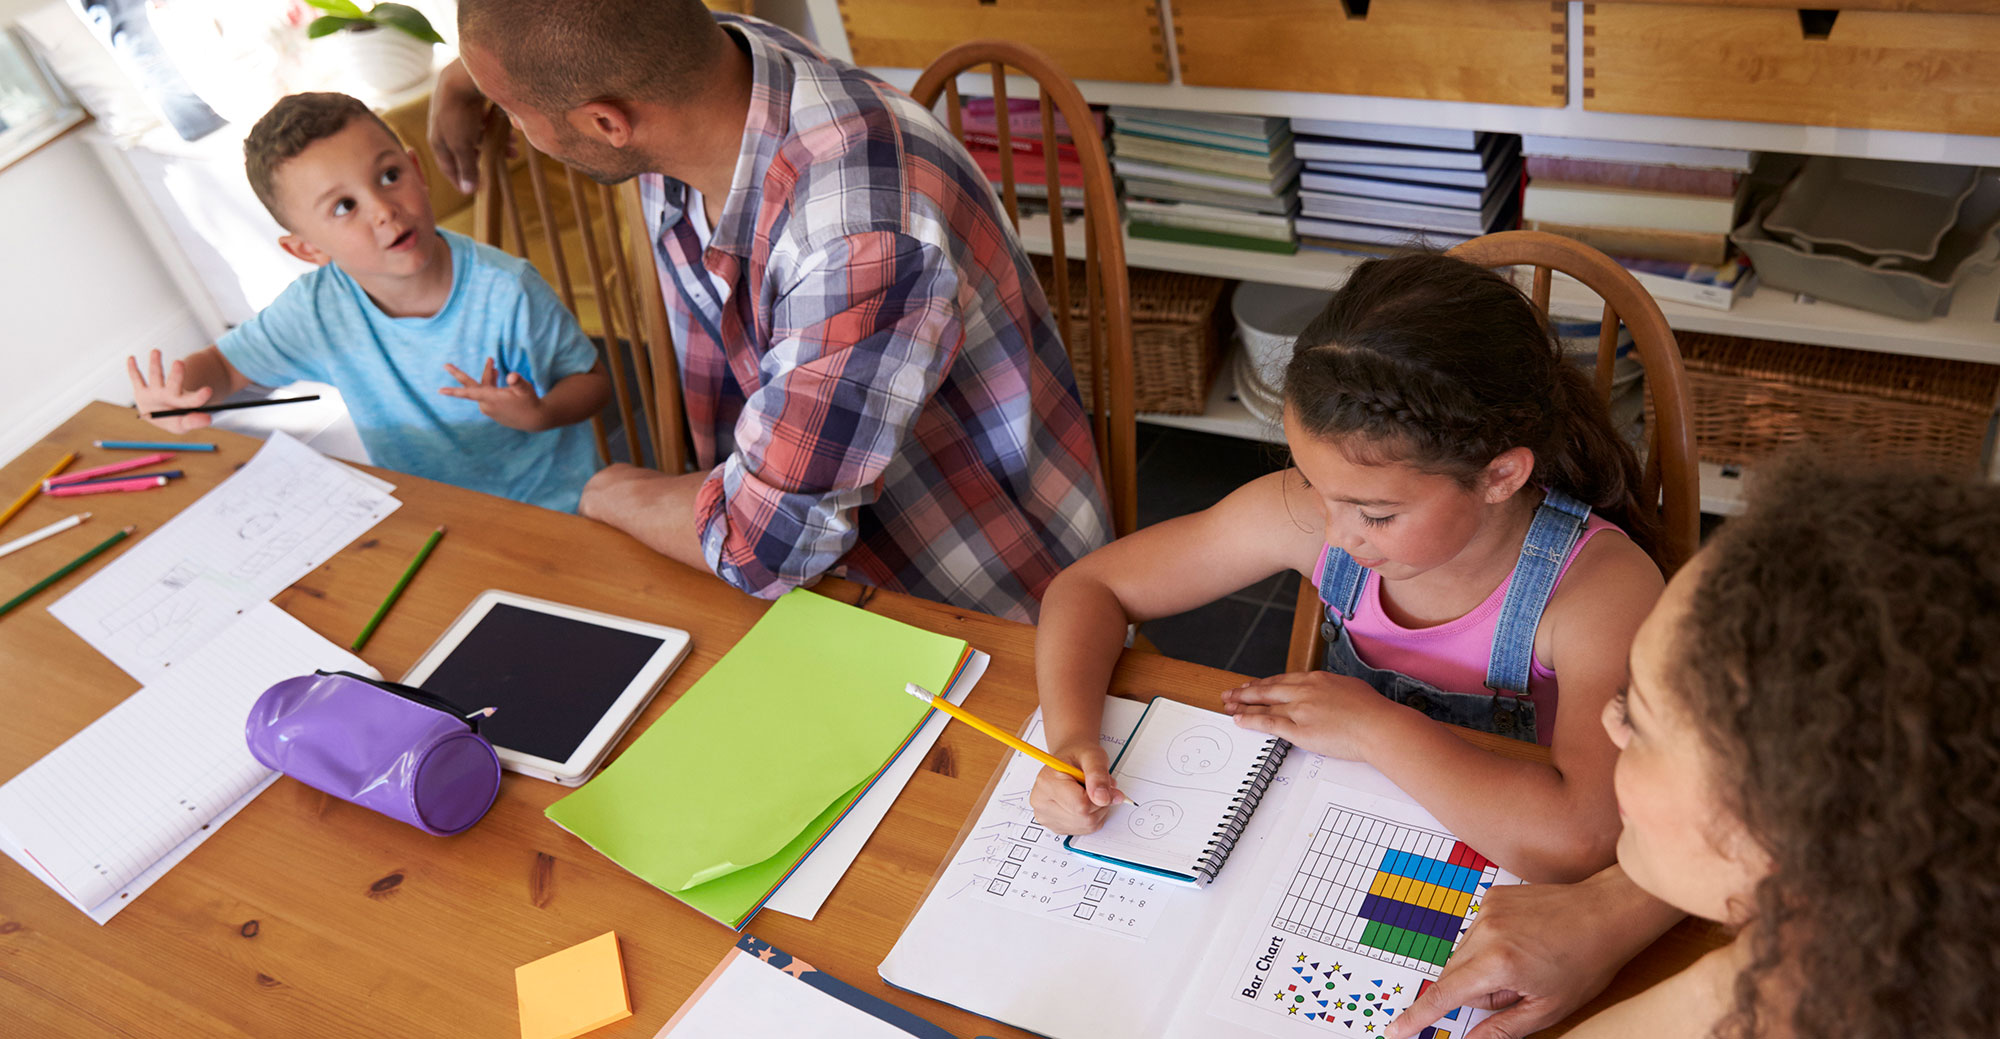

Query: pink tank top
[[1310, 514, 1620, 746]]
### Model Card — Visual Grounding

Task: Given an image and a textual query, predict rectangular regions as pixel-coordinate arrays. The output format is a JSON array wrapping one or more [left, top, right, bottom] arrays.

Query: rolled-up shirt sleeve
[[694, 230, 964, 596]]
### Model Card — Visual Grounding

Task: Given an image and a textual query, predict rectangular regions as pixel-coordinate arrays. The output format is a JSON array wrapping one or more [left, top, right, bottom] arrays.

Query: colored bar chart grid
[[1270, 807, 1499, 976]]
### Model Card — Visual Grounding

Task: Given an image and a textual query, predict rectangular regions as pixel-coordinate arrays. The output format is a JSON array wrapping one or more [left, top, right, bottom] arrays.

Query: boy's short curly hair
[[244, 92, 400, 229]]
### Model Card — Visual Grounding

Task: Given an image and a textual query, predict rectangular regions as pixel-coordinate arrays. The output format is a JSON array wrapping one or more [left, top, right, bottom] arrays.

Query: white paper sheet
[[0, 604, 372, 920], [658, 946, 922, 1039], [765, 650, 989, 920], [49, 431, 397, 683]]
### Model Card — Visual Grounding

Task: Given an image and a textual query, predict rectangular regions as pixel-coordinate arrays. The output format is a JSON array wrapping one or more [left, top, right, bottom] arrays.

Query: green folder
[[545, 589, 968, 928]]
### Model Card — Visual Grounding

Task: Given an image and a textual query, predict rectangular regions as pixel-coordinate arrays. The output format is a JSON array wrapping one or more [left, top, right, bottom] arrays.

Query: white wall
[[0, 127, 205, 464]]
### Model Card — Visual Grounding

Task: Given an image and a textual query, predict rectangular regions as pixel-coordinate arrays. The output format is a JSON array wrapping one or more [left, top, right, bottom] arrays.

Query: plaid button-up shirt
[[639, 16, 1109, 622]]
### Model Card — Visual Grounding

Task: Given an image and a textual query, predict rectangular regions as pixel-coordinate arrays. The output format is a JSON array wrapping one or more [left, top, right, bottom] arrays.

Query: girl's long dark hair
[[1283, 251, 1661, 561]]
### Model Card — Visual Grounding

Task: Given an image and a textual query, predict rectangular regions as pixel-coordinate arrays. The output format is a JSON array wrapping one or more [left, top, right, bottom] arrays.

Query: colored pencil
[[95, 440, 218, 452], [1, 452, 74, 531], [350, 526, 445, 652], [0, 513, 88, 560], [60, 470, 182, 489], [47, 476, 171, 497], [144, 394, 320, 419], [904, 682, 1089, 781], [46, 452, 174, 488], [0, 525, 135, 618]]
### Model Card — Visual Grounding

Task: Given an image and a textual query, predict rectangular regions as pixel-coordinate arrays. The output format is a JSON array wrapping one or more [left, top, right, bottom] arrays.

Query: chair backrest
[[1283, 229, 1699, 672], [468, 114, 689, 475], [908, 41, 1138, 538]]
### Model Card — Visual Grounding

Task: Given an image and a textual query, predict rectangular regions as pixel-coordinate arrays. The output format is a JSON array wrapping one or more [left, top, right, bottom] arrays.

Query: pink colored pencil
[[47, 475, 170, 497], [45, 452, 174, 489]]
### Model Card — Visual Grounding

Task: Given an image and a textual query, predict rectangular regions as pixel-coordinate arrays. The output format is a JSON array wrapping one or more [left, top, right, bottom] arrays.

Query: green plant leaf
[[307, 14, 368, 37], [368, 3, 446, 44], [303, 0, 368, 18]]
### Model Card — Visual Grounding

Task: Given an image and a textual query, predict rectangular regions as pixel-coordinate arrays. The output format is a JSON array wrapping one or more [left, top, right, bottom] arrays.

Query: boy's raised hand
[[128, 349, 215, 433], [441, 358, 550, 432], [1028, 745, 1124, 835]]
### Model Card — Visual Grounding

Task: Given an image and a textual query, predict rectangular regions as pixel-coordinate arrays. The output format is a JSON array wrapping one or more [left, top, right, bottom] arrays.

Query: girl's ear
[[1481, 446, 1536, 503]]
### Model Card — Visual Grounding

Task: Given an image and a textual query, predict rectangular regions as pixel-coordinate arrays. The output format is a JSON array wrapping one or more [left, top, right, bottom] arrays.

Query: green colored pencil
[[351, 526, 445, 651], [0, 525, 135, 618]]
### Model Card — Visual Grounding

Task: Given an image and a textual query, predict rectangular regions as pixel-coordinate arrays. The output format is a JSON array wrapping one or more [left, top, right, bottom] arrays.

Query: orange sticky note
[[515, 931, 633, 1039]]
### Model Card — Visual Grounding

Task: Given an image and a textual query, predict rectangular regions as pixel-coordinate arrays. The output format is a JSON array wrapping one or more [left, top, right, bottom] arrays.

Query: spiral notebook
[[1064, 698, 1288, 884]]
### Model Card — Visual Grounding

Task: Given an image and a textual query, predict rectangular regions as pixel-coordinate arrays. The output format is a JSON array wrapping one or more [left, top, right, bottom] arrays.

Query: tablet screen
[[418, 603, 669, 763]]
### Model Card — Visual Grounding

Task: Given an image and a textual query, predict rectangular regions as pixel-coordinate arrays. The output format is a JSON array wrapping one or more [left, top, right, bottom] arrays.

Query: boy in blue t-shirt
[[127, 92, 609, 512]]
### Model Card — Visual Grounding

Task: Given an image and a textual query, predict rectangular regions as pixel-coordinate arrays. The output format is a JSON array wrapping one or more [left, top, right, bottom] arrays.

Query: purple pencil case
[[245, 670, 501, 836]]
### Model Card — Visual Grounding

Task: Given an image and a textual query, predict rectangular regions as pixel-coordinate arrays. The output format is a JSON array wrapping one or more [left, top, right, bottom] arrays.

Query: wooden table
[[0, 402, 1726, 1037]]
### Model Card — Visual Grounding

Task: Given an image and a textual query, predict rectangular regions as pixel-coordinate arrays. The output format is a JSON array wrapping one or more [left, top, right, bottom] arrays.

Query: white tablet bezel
[[400, 589, 691, 787]]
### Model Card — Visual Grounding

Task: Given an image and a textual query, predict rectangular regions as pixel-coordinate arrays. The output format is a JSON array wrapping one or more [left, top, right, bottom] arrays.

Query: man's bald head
[[458, 0, 731, 114]]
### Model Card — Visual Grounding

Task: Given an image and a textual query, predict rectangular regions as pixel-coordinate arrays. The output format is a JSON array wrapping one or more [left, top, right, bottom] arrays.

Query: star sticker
[[779, 959, 812, 979], [1288, 1006, 1299, 1015], [1297, 953, 1308, 963], [1364, 1025, 1376, 1033], [754, 947, 776, 963], [1468, 904, 1482, 915], [1274, 993, 1287, 1002], [1393, 985, 1403, 994], [1332, 962, 1343, 972]]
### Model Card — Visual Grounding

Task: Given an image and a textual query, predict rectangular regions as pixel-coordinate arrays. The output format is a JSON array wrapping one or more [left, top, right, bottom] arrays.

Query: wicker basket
[[1035, 257, 1228, 415], [1648, 332, 2000, 473]]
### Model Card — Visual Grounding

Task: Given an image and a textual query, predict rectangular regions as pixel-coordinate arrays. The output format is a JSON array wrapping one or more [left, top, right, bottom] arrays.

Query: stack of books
[[1289, 120, 1523, 253], [959, 97, 1108, 215], [1110, 105, 1301, 254], [1522, 136, 1756, 310]]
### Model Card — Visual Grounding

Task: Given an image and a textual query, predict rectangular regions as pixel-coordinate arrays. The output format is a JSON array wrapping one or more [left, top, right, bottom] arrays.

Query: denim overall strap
[[1483, 489, 1593, 695], [1316, 547, 1369, 622]]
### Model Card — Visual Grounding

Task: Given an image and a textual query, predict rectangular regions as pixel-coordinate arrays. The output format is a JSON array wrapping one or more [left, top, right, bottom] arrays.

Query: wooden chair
[[909, 41, 1139, 538], [466, 114, 689, 475], [1283, 230, 1699, 673]]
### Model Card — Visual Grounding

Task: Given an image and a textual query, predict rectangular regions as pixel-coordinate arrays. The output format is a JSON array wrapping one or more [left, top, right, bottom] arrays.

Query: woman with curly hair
[[1391, 455, 2000, 1039]]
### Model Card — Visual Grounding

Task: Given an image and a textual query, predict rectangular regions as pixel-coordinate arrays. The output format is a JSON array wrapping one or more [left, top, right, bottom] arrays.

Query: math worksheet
[[50, 432, 397, 682]]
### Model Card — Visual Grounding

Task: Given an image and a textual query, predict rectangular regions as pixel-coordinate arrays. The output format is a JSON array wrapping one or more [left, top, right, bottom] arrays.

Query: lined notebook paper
[[48, 431, 397, 684], [1065, 698, 1288, 884], [0, 604, 369, 921]]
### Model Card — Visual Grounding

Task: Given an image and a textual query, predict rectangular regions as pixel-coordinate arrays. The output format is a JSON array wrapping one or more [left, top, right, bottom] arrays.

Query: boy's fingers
[[1226, 681, 1299, 705], [126, 355, 147, 389], [481, 358, 498, 386], [443, 363, 478, 387], [147, 349, 166, 386], [1083, 766, 1123, 807]]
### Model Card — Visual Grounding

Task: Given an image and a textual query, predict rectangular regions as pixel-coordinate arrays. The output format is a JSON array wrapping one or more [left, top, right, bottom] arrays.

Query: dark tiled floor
[[1133, 424, 1301, 678]]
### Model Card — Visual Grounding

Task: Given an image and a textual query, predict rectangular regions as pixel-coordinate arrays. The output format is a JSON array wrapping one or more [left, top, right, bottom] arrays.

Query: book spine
[[1194, 738, 1291, 883], [965, 132, 1079, 162], [1524, 156, 1742, 197]]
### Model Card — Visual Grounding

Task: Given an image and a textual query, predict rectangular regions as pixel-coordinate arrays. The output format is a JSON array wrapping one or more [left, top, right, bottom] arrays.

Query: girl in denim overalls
[[1030, 253, 1666, 883]]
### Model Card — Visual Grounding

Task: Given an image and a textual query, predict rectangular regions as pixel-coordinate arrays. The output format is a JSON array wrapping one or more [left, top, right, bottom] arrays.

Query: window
[[0, 27, 85, 171]]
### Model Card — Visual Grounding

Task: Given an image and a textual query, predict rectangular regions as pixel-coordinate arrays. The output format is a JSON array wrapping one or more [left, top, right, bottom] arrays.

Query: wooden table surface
[[0, 402, 1725, 1037]]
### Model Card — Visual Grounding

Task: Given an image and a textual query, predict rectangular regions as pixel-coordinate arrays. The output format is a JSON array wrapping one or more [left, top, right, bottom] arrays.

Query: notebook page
[[48, 431, 398, 684], [0, 604, 369, 911], [1069, 698, 1284, 874]]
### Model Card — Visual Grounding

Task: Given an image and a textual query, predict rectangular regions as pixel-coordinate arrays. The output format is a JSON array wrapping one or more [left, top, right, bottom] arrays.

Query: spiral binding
[[1193, 735, 1290, 883]]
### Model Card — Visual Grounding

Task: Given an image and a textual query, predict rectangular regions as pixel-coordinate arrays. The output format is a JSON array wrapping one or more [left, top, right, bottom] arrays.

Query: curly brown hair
[[1283, 251, 1661, 563], [243, 92, 400, 229], [1681, 455, 2000, 1038]]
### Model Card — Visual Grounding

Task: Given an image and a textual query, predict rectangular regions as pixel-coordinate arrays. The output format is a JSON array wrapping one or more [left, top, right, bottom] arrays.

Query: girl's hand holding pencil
[[1028, 743, 1126, 837]]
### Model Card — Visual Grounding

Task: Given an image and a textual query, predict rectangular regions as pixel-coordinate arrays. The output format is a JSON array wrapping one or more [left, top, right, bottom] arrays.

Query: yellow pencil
[[0, 452, 75, 533], [905, 682, 1088, 780]]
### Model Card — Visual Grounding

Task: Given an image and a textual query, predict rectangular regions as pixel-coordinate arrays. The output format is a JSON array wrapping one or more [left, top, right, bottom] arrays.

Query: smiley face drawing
[[1126, 799, 1184, 839], [1167, 725, 1231, 775]]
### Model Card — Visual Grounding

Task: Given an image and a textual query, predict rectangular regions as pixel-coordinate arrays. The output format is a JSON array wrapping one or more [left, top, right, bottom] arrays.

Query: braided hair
[[1283, 251, 1660, 561]]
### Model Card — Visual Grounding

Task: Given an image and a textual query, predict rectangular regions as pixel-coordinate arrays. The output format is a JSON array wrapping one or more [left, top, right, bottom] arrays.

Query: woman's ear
[[1481, 446, 1536, 503]]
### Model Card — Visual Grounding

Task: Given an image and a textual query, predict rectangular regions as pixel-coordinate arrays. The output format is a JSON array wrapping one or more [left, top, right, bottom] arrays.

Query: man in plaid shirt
[[439, 1, 1109, 621]]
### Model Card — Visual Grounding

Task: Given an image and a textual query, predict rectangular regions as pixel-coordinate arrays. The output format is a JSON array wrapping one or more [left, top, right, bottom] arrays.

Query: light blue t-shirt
[[219, 230, 601, 511]]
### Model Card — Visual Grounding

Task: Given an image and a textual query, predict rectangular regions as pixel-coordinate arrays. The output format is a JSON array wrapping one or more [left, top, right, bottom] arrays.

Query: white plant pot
[[326, 27, 434, 96]]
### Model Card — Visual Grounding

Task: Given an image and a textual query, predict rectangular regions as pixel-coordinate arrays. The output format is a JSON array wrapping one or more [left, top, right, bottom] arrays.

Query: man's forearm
[[578, 464, 708, 568]]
